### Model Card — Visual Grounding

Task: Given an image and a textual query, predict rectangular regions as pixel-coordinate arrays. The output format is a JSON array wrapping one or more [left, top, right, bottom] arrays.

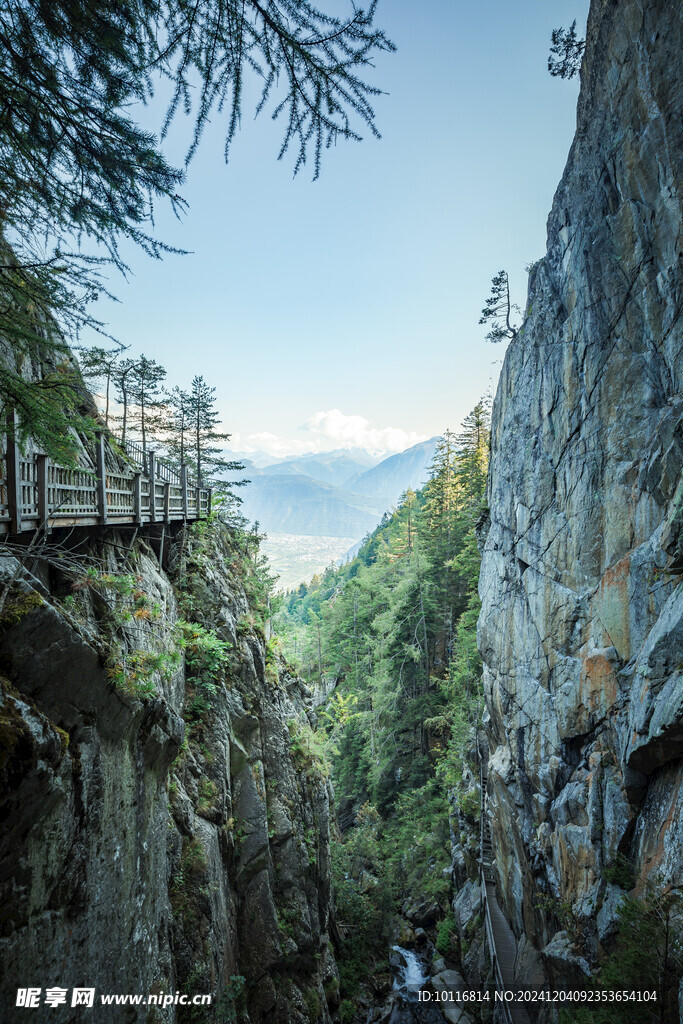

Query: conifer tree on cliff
[[126, 356, 167, 456], [112, 358, 138, 446], [548, 21, 585, 79], [185, 376, 243, 488], [479, 270, 520, 344], [0, 1, 393, 456], [77, 346, 130, 431], [166, 387, 192, 468]]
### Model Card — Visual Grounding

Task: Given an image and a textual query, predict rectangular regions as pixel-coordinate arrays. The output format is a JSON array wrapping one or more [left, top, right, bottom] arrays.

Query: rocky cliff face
[[0, 521, 338, 1022], [479, 0, 682, 992]]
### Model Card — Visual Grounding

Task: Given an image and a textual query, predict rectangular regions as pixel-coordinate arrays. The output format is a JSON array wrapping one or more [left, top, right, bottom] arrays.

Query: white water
[[391, 946, 429, 995]]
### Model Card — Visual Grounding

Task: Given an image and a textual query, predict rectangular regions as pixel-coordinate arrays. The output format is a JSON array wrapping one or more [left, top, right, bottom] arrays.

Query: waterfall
[[391, 946, 429, 996]]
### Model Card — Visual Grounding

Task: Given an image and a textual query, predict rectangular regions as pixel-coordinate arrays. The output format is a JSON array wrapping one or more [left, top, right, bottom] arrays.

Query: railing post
[[181, 465, 188, 521], [36, 454, 50, 531], [207, 488, 212, 516], [6, 410, 23, 535], [163, 481, 170, 524], [95, 432, 108, 525], [133, 471, 142, 525], [148, 450, 157, 523], [195, 485, 201, 520]]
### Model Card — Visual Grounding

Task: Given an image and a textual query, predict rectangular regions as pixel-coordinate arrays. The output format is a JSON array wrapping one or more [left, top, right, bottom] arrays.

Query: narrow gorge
[[0, 0, 681, 1021]]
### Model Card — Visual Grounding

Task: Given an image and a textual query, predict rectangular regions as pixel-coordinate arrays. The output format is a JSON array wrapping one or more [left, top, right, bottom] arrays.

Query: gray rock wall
[[478, 0, 682, 984], [0, 524, 338, 1022]]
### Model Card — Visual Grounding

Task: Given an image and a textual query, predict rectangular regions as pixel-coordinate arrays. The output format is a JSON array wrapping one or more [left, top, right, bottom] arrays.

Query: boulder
[[453, 879, 481, 937], [409, 901, 441, 928], [370, 972, 393, 998]]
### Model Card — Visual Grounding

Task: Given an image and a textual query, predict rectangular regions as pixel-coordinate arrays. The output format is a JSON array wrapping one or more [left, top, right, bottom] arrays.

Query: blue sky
[[87, 0, 589, 457]]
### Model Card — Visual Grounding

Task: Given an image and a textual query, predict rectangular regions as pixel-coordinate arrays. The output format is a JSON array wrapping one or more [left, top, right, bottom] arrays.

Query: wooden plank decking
[[0, 428, 211, 536], [478, 735, 530, 1024]]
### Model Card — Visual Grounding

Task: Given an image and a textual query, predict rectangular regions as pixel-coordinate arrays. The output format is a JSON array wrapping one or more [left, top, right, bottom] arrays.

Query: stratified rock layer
[[478, 0, 682, 986]]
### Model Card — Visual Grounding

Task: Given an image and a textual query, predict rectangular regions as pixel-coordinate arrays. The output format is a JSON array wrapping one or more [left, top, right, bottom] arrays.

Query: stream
[[378, 946, 445, 1024]]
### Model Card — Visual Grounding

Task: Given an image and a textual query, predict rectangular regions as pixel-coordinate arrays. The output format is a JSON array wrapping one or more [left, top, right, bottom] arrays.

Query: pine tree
[[0, 244, 101, 464], [78, 345, 129, 430], [422, 430, 459, 541], [393, 488, 420, 557], [186, 376, 243, 487], [0, 347, 96, 464], [166, 386, 192, 467], [548, 22, 585, 80], [421, 429, 464, 663], [570, 886, 683, 1024], [479, 270, 520, 343], [0, 0, 393, 453], [0, 2, 185, 450], [112, 358, 138, 445], [126, 356, 167, 455], [454, 397, 491, 519]]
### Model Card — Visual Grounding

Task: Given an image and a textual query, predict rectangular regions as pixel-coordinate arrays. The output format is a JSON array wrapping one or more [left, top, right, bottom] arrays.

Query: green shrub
[[196, 777, 218, 816], [331, 805, 396, 999], [303, 987, 322, 1022], [108, 646, 182, 697], [562, 887, 683, 1024], [175, 620, 231, 678], [604, 853, 635, 891], [323, 976, 339, 1003], [185, 681, 219, 722], [436, 913, 457, 957], [339, 999, 355, 1024], [214, 976, 245, 1024], [456, 787, 480, 821], [287, 719, 330, 781], [382, 779, 451, 905], [183, 837, 208, 876]]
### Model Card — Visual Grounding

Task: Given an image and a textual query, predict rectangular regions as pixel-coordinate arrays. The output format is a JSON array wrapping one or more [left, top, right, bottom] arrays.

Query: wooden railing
[[477, 732, 518, 1024], [0, 423, 211, 536]]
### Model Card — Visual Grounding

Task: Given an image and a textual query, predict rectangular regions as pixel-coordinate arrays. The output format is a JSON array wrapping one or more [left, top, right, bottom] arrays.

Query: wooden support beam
[[163, 481, 170, 524], [124, 527, 139, 559], [181, 465, 188, 521], [207, 488, 212, 516], [195, 486, 201, 519], [6, 410, 22, 535], [36, 454, 50, 532], [148, 451, 157, 523], [95, 433, 108, 525], [133, 472, 142, 525]]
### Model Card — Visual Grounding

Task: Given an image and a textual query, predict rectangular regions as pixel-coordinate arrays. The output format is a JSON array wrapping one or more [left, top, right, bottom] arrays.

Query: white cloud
[[303, 410, 426, 455], [242, 432, 313, 458], [229, 412, 427, 459]]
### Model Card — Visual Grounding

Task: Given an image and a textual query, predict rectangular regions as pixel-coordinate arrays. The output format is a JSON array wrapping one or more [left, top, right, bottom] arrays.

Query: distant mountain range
[[344, 438, 439, 511], [233, 437, 438, 538], [258, 449, 378, 489]]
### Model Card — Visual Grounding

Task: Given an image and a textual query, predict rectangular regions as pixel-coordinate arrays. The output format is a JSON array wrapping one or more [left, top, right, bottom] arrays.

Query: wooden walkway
[[478, 735, 529, 1024], [0, 424, 211, 536]]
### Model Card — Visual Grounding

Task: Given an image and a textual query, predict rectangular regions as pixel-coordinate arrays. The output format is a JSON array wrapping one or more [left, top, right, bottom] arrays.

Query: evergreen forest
[[273, 400, 492, 1005]]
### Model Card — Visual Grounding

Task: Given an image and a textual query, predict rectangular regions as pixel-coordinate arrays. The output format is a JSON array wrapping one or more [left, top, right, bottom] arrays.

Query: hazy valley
[[234, 438, 439, 588]]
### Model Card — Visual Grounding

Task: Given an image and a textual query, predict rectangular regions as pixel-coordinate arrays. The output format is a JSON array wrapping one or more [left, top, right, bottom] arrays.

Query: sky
[[85, 0, 590, 458]]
